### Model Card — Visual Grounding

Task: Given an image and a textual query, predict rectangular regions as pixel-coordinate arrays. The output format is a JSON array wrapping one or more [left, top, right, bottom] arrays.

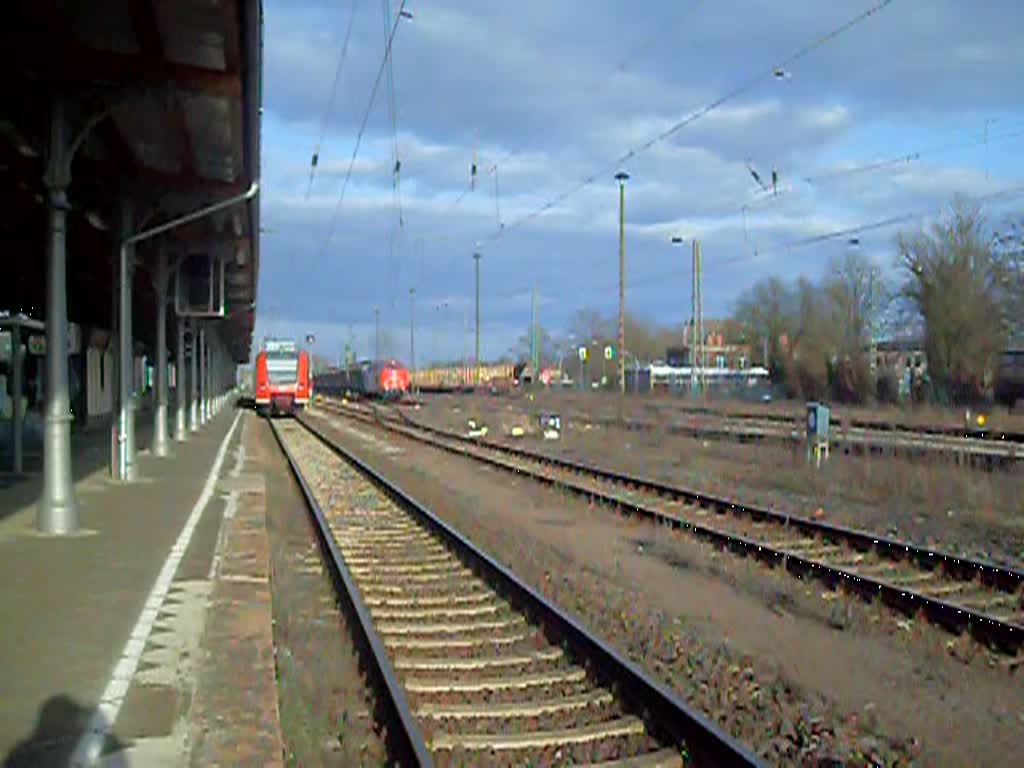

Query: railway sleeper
[[376, 616, 525, 637], [428, 716, 648, 753], [372, 602, 505, 621], [343, 552, 453, 568], [416, 689, 614, 721], [393, 647, 564, 672], [360, 590, 494, 608], [405, 668, 586, 695], [347, 560, 467, 577], [385, 631, 529, 652], [349, 568, 478, 585]]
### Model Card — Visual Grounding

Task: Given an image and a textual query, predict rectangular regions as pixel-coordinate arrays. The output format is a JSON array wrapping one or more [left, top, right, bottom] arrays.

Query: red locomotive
[[314, 359, 410, 400], [254, 337, 310, 416]]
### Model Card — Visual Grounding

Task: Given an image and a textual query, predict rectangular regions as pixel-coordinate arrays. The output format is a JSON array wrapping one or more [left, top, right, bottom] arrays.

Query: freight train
[[995, 346, 1024, 409], [315, 359, 410, 400], [254, 337, 311, 416], [408, 362, 515, 391]]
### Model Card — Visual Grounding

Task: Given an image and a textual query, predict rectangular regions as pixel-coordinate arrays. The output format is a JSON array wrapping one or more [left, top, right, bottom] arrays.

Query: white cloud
[[255, 0, 1024, 355]]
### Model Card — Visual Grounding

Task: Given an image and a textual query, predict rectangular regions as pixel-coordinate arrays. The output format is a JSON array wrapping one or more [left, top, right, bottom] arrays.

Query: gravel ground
[[518, 390, 1024, 433], [254, 418, 389, 767], [279, 419, 678, 766], [411, 393, 1024, 568], [308, 405, 1024, 767]]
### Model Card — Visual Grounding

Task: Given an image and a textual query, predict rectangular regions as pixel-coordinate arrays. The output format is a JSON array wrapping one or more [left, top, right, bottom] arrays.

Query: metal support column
[[116, 240, 132, 479], [473, 251, 481, 386], [175, 316, 187, 441], [38, 95, 79, 532], [152, 242, 170, 457], [199, 326, 207, 425], [209, 334, 217, 416], [11, 323, 23, 474], [189, 320, 199, 431]]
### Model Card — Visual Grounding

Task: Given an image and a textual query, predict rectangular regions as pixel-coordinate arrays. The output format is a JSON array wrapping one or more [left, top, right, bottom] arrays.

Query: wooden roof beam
[[1, 41, 242, 98], [221, 0, 242, 75], [130, 0, 197, 179]]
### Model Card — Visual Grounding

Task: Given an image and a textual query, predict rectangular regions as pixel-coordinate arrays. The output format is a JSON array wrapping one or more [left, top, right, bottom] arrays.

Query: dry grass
[[519, 389, 1024, 433], [419, 395, 1024, 567]]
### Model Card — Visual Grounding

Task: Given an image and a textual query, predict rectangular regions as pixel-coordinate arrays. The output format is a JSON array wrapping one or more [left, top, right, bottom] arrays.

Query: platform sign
[[578, 346, 588, 362], [175, 253, 226, 318], [305, 334, 315, 345], [264, 338, 297, 354], [604, 345, 614, 360], [17, 324, 81, 356], [27, 335, 46, 355]]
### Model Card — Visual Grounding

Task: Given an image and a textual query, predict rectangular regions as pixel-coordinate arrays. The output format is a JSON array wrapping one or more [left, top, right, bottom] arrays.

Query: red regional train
[[314, 359, 410, 400], [254, 337, 311, 416]]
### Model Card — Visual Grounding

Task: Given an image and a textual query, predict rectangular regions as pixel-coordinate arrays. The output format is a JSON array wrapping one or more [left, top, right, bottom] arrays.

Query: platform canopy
[[0, 0, 263, 364]]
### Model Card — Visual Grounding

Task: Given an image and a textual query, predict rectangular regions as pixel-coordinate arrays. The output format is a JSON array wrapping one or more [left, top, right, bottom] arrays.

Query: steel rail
[[588, 414, 1023, 468], [268, 417, 434, 767], [293, 411, 765, 767], [320, 399, 1024, 655]]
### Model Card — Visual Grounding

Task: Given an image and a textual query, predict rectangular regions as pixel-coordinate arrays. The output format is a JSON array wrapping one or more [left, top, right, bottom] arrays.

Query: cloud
[[253, 0, 1024, 360]]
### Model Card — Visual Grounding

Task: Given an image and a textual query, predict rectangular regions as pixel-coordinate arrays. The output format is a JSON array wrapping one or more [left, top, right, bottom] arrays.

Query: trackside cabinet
[[806, 401, 830, 466]]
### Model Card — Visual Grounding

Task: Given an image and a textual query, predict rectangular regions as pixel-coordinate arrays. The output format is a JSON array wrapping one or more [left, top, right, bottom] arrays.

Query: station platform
[[0, 408, 152, 511], [0, 405, 283, 767]]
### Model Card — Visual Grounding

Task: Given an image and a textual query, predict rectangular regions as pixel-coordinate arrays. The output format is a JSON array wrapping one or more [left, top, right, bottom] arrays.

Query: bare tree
[[509, 323, 558, 367], [824, 249, 890, 401], [733, 277, 795, 378], [897, 201, 1007, 403], [567, 308, 613, 345], [992, 218, 1024, 340]]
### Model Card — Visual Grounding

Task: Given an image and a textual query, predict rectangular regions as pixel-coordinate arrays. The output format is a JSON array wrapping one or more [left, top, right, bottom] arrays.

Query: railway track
[[316, 398, 1024, 657], [270, 415, 761, 767], [582, 412, 1023, 468], [638, 401, 1024, 444]]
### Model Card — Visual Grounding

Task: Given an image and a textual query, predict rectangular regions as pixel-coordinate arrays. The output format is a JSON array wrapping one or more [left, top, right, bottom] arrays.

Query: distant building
[[871, 337, 927, 401], [668, 319, 753, 370], [872, 338, 927, 375]]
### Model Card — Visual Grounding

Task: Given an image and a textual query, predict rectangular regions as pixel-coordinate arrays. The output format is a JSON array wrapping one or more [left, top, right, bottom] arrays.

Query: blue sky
[[253, 0, 1024, 365]]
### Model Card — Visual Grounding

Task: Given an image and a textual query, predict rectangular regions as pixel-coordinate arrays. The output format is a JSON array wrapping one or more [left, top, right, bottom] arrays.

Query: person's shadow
[[4, 695, 129, 768]]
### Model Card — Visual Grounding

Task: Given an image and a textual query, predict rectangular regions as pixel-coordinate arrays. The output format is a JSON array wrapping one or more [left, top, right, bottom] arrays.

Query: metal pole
[[691, 239, 699, 397], [530, 284, 537, 373], [697, 239, 705, 400], [152, 242, 169, 456], [12, 323, 23, 474], [116, 207, 132, 480], [175, 315, 187, 441], [374, 305, 380, 360], [189, 320, 199, 431], [38, 93, 79, 532], [474, 251, 481, 386], [409, 288, 416, 394], [125, 252, 137, 479], [124, 183, 259, 246], [617, 177, 626, 415], [199, 326, 207, 425], [212, 334, 217, 415]]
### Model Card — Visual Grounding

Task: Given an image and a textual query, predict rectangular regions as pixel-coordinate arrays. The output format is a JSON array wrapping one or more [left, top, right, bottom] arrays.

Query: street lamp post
[[409, 288, 416, 395], [473, 250, 481, 386], [374, 305, 380, 361], [615, 171, 629, 420]]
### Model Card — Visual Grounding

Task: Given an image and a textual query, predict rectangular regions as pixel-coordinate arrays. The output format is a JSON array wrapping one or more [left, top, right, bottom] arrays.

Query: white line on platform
[[69, 410, 243, 768], [207, 424, 247, 581]]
